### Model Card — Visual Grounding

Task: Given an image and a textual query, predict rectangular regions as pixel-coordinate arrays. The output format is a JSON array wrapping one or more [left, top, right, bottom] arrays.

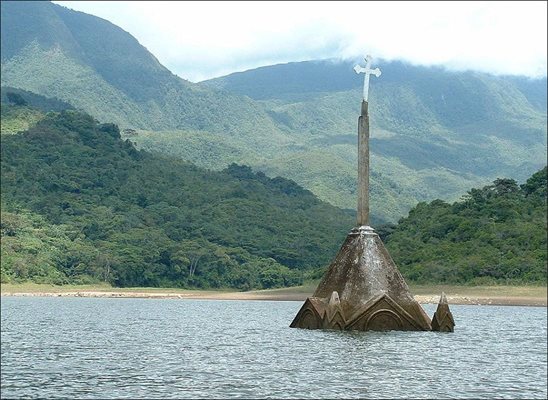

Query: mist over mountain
[[0, 0, 293, 155], [204, 59, 547, 112], [1, 0, 546, 223], [202, 60, 547, 219]]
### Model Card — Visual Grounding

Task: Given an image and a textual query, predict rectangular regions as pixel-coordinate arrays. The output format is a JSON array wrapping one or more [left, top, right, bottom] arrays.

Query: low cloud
[[54, 1, 547, 82]]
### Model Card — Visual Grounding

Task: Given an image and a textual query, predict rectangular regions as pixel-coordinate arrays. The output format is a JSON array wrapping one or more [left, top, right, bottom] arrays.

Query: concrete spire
[[354, 55, 380, 227], [290, 56, 454, 332]]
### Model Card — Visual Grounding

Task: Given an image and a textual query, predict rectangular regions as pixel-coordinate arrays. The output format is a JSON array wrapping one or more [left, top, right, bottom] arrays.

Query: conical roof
[[312, 226, 431, 330]]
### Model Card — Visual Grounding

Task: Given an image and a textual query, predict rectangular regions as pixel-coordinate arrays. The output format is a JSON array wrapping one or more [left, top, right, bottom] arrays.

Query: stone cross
[[354, 55, 381, 102]]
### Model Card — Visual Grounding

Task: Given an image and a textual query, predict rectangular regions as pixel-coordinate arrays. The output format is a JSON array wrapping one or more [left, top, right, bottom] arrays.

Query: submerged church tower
[[290, 56, 454, 332]]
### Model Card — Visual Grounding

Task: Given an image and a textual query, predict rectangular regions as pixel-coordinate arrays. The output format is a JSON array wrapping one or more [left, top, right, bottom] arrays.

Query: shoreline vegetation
[[1, 283, 546, 307], [2, 111, 545, 291]]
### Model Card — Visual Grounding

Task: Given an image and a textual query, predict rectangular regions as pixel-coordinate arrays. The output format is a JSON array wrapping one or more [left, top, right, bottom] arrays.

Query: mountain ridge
[[2, 0, 546, 222], [0, 0, 294, 153], [199, 58, 546, 219]]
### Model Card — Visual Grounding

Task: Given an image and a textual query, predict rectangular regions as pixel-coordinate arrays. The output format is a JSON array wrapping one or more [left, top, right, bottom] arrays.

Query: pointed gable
[[346, 293, 429, 331], [289, 298, 326, 330]]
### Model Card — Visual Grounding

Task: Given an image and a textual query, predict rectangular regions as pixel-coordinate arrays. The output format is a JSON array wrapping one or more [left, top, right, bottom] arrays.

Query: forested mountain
[[2, 105, 544, 287], [0, 0, 294, 154], [205, 59, 548, 113], [0, 108, 354, 288], [202, 60, 547, 220], [2, 0, 546, 224], [383, 167, 547, 284]]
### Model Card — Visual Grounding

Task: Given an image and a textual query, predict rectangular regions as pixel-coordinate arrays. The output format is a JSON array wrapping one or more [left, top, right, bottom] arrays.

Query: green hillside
[[1, 103, 44, 134], [202, 60, 547, 219], [1, 86, 74, 112], [2, 105, 544, 287], [383, 167, 547, 284], [0, 86, 74, 134], [2, 1, 546, 223], [0, 109, 354, 288], [0, 0, 293, 153]]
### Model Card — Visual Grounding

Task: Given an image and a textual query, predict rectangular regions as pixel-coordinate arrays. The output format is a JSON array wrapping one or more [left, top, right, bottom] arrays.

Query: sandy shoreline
[[2, 289, 546, 307]]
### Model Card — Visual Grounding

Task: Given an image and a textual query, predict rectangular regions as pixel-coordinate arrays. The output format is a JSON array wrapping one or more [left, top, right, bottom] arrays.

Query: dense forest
[[1, 109, 354, 289], [383, 168, 547, 285], [1, 103, 546, 288]]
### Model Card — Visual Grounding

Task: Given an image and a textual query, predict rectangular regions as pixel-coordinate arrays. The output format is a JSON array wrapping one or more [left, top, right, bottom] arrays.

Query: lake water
[[1, 297, 546, 399]]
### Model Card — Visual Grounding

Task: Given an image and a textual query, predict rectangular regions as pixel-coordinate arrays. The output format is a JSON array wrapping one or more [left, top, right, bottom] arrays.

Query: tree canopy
[[383, 167, 547, 284], [1, 108, 545, 288], [1, 110, 353, 288]]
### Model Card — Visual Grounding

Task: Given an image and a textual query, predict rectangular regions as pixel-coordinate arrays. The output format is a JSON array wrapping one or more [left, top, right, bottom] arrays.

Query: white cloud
[[53, 1, 547, 82]]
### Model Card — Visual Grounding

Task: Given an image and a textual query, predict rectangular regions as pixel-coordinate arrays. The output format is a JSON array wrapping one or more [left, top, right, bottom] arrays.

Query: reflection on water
[[1, 297, 547, 399]]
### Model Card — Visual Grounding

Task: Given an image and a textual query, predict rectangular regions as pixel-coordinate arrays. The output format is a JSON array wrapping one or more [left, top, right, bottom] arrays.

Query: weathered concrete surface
[[431, 292, 455, 332], [291, 72, 454, 332], [357, 101, 370, 226], [291, 97, 434, 332], [290, 226, 432, 331]]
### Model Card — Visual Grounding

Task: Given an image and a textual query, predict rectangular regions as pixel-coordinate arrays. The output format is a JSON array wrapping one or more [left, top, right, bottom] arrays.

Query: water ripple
[[1, 298, 546, 399]]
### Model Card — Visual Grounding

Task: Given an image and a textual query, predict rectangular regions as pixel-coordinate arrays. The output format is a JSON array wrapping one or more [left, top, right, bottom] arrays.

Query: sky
[[53, 1, 547, 83]]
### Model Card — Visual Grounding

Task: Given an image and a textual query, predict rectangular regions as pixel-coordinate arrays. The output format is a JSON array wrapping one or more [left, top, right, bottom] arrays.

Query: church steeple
[[290, 56, 454, 332], [354, 55, 381, 227]]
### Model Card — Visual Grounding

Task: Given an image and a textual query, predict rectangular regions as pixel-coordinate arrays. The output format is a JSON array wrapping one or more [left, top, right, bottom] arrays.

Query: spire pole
[[354, 55, 381, 227], [357, 100, 370, 226]]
